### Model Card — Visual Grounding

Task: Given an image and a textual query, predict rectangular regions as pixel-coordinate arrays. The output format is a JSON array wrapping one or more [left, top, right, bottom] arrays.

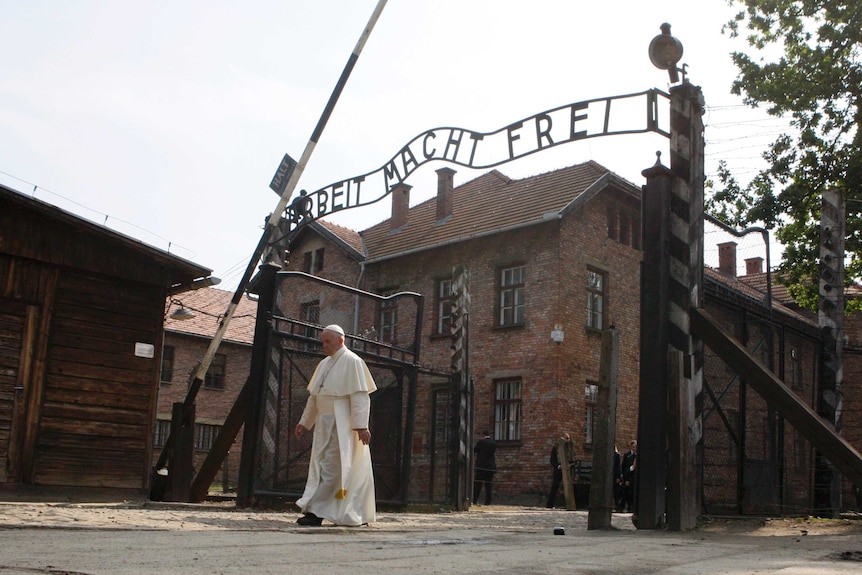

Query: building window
[[789, 346, 803, 390], [301, 299, 320, 337], [160, 345, 175, 383], [498, 265, 525, 326], [436, 278, 454, 334], [619, 212, 631, 246], [302, 248, 325, 274], [195, 423, 221, 451], [379, 290, 399, 343], [154, 419, 171, 447], [586, 268, 607, 330], [607, 206, 618, 241], [494, 378, 522, 442], [204, 353, 227, 389], [585, 382, 598, 446], [607, 203, 641, 249]]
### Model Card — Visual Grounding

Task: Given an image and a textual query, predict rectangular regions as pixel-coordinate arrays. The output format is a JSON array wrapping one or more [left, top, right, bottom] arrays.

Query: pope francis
[[294, 324, 377, 526]]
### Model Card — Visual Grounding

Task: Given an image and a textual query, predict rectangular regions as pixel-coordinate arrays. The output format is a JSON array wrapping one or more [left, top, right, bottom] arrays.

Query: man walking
[[294, 325, 377, 526]]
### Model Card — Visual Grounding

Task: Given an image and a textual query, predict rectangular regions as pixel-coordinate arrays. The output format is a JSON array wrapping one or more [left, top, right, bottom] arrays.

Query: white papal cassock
[[296, 345, 377, 526]]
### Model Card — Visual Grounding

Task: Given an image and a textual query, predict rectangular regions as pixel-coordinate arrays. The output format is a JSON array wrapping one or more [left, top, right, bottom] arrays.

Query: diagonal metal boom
[[691, 307, 862, 487], [156, 0, 389, 471]]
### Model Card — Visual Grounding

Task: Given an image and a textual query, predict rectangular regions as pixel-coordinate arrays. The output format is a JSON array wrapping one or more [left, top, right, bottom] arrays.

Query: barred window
[[204, 353, 227, 390], [154, 419, 171, 447], [195, 423, 221, 451], [494, 378, 522, 442]]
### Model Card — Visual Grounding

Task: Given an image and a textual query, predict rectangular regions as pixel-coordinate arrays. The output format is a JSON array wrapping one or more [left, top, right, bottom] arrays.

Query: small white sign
[[135, 342, 155, 358]]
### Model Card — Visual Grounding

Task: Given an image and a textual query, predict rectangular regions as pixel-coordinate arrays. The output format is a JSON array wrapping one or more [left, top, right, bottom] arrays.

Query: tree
[[709, 0, 862, 310]]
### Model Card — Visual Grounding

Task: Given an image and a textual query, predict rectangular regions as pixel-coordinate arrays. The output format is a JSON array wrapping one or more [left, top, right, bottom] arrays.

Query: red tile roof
[[316, 219, 365, 256], [356, 161, 617, 261], [165, 288, 257, 345], [705, 267, 816, 326], [735, 271, 794, 306]]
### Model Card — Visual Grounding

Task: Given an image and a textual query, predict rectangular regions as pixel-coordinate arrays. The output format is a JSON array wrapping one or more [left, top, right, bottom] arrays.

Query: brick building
[[282, 161, 644, 505], [154, 288, 257, 492], [730, 247, 862, 512]]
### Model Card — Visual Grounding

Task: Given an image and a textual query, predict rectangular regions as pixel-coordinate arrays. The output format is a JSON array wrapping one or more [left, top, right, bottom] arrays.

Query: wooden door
[[0, 300, 37, 483]]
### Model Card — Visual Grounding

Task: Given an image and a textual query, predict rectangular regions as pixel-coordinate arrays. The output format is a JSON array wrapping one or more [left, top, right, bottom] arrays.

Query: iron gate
[[239, 270, 427, 507], [701, 286, 821, 515]]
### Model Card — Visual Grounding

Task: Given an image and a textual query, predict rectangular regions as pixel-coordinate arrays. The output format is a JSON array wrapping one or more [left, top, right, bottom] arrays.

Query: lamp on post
[[648, 23, 684, 83]]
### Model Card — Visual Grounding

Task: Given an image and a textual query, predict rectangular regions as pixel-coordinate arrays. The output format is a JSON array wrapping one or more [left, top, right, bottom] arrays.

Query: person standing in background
[[621, 440, 638, 513], [473, 430, 497, 505]]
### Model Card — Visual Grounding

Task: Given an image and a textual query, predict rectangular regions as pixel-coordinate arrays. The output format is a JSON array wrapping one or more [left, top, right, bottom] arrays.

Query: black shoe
[[296, 513, 323, 526]]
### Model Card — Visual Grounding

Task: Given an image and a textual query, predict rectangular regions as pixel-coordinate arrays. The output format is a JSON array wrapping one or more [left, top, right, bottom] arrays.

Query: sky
[[1, 1, 789, 290]]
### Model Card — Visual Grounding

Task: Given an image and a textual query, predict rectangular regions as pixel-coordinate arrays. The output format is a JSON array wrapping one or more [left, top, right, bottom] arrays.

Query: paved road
[[1, 502, 861, 574]]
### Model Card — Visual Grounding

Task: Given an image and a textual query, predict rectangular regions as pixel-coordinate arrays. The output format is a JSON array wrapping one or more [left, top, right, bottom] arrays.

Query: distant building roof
[[357, 161, 634, 262], [165, 288, 257, 345], [705, 266, 818, 329]]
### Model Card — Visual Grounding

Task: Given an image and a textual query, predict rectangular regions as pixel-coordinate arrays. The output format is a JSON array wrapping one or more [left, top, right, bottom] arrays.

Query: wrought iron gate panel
[[700, 298, 820, 516], [244, 271, 427, 507]]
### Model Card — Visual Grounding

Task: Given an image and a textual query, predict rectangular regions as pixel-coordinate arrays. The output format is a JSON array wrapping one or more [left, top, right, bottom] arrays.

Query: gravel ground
[[1, 500, 862, 574]]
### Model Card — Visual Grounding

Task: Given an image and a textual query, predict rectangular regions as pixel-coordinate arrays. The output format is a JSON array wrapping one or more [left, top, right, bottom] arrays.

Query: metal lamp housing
[[649, 23, 683, 83]]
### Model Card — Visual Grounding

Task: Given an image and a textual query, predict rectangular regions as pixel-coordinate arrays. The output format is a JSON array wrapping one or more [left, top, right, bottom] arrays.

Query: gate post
[[638, 79, 705, 530], [588, 328, 619, 530], [638, 156, 673, 528], [815, 188, 845, 516], [236, 263, 280, 507], [450, 265, 473, 510]]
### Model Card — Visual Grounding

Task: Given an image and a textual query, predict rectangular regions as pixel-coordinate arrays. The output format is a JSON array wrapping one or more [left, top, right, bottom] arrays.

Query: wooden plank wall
[[35, 271, 163, 489], [0, 301, 26, 482], [2, 250, 166, 490]]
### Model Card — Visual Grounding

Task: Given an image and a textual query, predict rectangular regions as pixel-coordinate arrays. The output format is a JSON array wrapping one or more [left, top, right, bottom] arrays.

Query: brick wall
[[153, 333, 251, 490], [349, 186, 644, 503]]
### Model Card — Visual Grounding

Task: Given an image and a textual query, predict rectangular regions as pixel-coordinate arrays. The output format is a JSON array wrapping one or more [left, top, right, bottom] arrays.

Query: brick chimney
[[745, 257, 764, 276], [390, 183, 411, 231], [718, 241, 737, 277], [436, 167, 455, 222]]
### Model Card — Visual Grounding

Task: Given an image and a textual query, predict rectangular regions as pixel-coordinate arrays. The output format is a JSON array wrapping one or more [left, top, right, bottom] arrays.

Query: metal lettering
[[423, 131, 437, 159], [443, 129, 464, 162], [535, 113, 554, 148], [507, 121, 523, 159], [570, 101, 588, 140], [284, 89, 670, 230]]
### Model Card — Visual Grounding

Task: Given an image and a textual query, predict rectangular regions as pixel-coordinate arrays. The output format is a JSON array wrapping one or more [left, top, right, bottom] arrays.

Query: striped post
[[638, 81, 704, 530], [815, 188, 845, 516], [450, 264, 472, 509]]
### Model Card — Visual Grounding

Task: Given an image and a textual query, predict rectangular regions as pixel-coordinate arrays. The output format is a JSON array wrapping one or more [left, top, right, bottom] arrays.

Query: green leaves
[[714, 0, 862, 311]]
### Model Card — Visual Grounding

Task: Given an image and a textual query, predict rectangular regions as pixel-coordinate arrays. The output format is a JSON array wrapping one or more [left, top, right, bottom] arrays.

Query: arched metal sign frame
[[283, 89, 670, 230]]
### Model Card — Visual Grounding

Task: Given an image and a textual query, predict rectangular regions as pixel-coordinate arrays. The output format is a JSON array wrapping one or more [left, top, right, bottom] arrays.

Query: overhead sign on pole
[[270, 153, 298, 196]]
